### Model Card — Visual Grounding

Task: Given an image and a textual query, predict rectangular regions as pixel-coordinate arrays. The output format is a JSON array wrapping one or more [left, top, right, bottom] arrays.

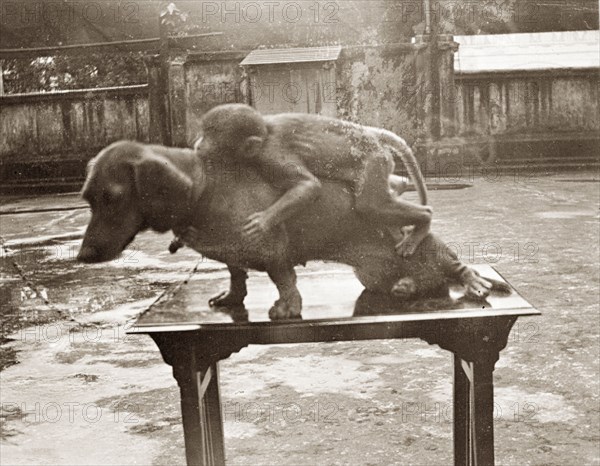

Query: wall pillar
[[168, 57, 188, 147], [414, 34, 434, 141], [437, 35, 459, 138], [156, 2, 189, 147], [144, 55, 168, 145], [414, 34, 459, 141], [413, 34, 460, 174]]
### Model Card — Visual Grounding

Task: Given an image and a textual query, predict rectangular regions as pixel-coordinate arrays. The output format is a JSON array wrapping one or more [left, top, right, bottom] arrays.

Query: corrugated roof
[[240, 46, 342, 66], [454, 30, 599, 74]]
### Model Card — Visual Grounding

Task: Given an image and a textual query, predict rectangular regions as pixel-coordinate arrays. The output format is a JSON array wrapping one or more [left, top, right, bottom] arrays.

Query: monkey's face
[[196, 132, 244, 161]]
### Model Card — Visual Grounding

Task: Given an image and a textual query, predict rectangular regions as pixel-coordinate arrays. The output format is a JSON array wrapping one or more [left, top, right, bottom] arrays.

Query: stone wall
[[0, 85, 149, 190]]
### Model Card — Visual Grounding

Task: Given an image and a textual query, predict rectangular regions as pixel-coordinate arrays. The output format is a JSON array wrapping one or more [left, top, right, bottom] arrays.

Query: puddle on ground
[[536, 210, 598, 219], [0, 317, 175, 465]]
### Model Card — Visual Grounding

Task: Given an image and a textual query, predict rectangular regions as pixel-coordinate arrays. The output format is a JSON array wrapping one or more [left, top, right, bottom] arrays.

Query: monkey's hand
[[242, 211, 273, 243]]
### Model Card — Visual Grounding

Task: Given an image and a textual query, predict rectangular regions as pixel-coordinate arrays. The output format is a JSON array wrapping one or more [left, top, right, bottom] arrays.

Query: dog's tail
[[168, 236, 184, 254], [373, 128, 428, 206]]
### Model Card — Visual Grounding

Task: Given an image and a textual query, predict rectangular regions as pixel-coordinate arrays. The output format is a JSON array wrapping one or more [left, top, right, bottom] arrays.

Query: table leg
[[204, 364, 226, 465], [471, 358, 495, 466], [175, 361, 226, 466], [453, 355, 496, 466], [453, 354, 470, 465]]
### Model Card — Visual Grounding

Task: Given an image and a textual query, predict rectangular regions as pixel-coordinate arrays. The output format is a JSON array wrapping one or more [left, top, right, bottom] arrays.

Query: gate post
[[155, 3, 190, 147], [414, 33, 459, 141], [145, 54, 169, 145], [413, 32, 459, 174], [437, 35, 459, 138], [167, 56, 188, 147]]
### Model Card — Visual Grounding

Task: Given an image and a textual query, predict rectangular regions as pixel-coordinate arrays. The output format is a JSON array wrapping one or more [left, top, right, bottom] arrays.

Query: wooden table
[[129, 264, 539, 466]]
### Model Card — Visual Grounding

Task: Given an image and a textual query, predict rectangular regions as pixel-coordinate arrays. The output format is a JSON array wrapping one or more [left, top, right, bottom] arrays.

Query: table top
[[130, 264, 539, 335]]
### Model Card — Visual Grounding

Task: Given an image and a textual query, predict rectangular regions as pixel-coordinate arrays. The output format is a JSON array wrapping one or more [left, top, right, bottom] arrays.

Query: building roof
[[454, 30, 599, 74], [240, 46, 342, 66]]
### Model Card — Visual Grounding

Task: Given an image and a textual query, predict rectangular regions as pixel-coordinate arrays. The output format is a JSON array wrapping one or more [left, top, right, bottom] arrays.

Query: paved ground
[[0, 172, 599, 465]]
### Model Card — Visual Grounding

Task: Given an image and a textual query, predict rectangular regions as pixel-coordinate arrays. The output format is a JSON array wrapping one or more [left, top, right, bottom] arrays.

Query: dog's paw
[[268, 295, 302, 320], [209, 290, 245, 307]]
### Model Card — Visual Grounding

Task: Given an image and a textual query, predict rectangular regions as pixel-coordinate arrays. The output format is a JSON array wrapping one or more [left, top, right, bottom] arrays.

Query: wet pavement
[[0, 172, 599, 465]]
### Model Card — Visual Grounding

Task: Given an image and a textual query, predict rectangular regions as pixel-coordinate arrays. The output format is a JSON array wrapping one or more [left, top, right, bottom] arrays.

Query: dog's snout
[[77, 245, 100, 263]]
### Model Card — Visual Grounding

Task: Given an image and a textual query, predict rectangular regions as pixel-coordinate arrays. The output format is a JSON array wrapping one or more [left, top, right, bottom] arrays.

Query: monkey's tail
[[375, 129, 428, 206]]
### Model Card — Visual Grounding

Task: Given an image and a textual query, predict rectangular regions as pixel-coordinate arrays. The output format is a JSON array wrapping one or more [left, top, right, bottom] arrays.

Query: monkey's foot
[[395, 226, 429, 257], [460, 268, 492, 299], [209, 290, 246, 307], [391, 277, 417, 299], [389, 175, 410, 196], [268, 294, 302, 320]]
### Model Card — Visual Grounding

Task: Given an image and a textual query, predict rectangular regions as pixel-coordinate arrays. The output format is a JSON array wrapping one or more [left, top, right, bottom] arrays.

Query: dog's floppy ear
[[133, 153, 193, 232]]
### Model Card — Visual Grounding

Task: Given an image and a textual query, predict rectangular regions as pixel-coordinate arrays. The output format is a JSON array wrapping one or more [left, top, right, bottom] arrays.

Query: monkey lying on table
[[192, 104, 432, 257]]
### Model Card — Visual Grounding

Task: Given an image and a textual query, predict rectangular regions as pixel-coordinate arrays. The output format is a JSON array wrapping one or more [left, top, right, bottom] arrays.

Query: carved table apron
[[128, 264, 540, 466]]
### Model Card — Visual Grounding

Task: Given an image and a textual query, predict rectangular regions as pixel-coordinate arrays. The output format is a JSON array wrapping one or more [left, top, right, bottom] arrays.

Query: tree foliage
[[2, 52, 147, 94]]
